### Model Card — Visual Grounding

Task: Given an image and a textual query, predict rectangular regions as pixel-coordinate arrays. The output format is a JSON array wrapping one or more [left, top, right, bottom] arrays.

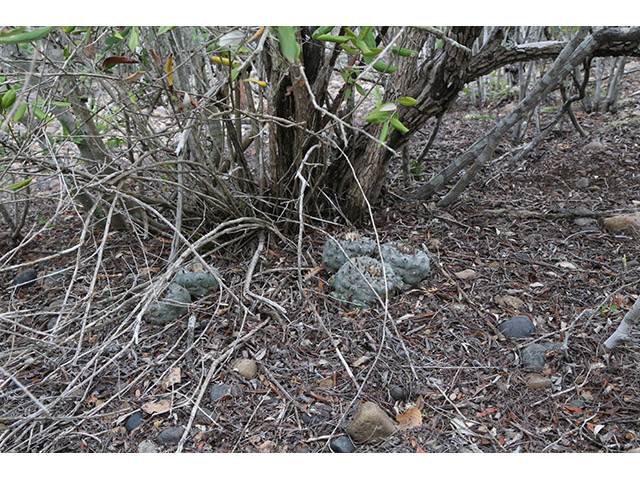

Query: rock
[[125, 411, 144, 432], [498, 315, 536, 338], [233, 358, 257, 380], [575, 177, 590, 189], [210, 382, 241, 402], [258, 440, 277, 453], [574, 217, 596, 227], [137, 439, 159, 453], [582, 141, 606, 153], [174, 268, 220, 298], [494, 294, 525, 310], [144, 283, 191, 325], [454, 269, 477, 281], [521, 342, 566, 371], [389, 385, 408, 401], [602, 212, 640, 233], [346, 402, 397, 443], [13, 269, 38, 290], [156, 426, 185, 446], [525, 373, 551, 389], [330, 435, 356, 453]]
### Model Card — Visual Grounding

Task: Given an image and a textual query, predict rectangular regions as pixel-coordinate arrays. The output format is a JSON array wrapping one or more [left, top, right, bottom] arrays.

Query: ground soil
[[1, 65, 640, 453]]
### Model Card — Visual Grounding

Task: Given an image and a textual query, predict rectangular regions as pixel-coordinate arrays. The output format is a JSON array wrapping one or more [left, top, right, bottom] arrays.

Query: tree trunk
[[329, 27, 483, 222]]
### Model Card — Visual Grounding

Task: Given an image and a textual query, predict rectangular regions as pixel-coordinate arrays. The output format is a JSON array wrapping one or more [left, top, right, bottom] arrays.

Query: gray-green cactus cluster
[[380, 241, 430, 285], [322, 232, 376, 273], [323, 233, 431, 309], [331, 256, 403, 308], [144, 265, 223, 325]]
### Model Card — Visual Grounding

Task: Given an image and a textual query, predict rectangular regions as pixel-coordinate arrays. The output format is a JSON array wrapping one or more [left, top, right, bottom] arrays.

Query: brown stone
[[233, 358, 258, 380], [603, 213, 640, 233], [346, 402, 397, 443]]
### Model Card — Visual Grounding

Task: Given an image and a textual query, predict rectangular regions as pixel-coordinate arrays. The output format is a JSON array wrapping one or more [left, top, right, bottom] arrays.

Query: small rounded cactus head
[[380, 241, 430, 285], [331, 256, 402, 309], [322, 232, 376, 273]]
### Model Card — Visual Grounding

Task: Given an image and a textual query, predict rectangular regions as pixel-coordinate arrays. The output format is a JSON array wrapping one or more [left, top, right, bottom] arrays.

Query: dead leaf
[[162, 367, 181, 388], [396, 406, 423, 431], [303, 265, 324, 281], [476, 407, 497, 418], [555, 261, 578, 270], [142, 399, 171, 414], [122, 71, 146, 84], [102, 55, 138, 70], [316, 377, 334, 389], [454, 269, 477, 280]]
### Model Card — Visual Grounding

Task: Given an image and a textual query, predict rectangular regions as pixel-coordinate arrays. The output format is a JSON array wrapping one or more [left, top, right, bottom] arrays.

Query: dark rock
[[156, 426, 185, 446], [301, 408, 330, 425], [498, 315, 536, 338], [330, 435, 356, 453], [389, 385, 408, 401], [125, 411, 144, 432], [521, 342, 566, 371], [13, 269, 38, 290], [575, 177, 590, 189], [44, 271, 65, 287], [210, 383, 239, 402]]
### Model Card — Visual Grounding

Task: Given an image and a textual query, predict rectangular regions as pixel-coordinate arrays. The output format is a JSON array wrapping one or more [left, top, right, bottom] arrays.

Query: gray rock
[[13, 269, 38, 290], [137, 439, 159, 453], [389, 385, 408, 401], [330, 435, 356, 453], [156, 426, 185, 446], [44, 271, 65, 287], [144, 283, 191, 325], [574, 217, 596, 227], [125, 411, 144, 432], [174, 268, 220, 298], [575, 177, 590, 189], [210, 382, 241, 402], [346, 402, 397, 443], [582, 141, 606, 153], [498, 315, 536, 338], [521, 342, 566, 371]]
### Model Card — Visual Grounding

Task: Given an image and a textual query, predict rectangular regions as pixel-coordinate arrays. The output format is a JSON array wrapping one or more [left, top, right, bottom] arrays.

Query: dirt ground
[[1, 64, 640, 453]]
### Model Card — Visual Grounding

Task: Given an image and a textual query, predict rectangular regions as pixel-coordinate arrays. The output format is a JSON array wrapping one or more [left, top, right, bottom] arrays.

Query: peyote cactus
[[174, 267, 221, 298], [144, 282, 192, 325], [379, 241, 430, 285], [331, 256, 403, 308], [322, 232, 377, 273]]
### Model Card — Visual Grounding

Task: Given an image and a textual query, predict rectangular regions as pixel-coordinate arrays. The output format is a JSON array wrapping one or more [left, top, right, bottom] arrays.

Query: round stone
[[389, 385, 408, 401], [329, 435, 356, 453], [137, 439, 158, 453], [498, 315, 536, 338], [233, 358, 258, 380], [125, 411, 144, 432], [156, 426, 185, 446], [13, 269, 38, 290]]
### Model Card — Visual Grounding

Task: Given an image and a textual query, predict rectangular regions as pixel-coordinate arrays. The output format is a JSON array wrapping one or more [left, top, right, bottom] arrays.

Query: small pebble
[[330, 435, 356, 453], [156, 426, 185, 446], [498, 315, 536, 338], [389, 385, 408, 401], [346, 402, 397, 443], [125, 411, 144, 432], [521, 342, 565, 371], [13, 269, 38, 290], [210, 383, 231, 402], [233, 358, 258, 380], [137, 439, 159, 453]]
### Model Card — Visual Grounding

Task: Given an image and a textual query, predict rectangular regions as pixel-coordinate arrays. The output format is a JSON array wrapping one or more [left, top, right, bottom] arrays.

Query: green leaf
[[343, 86, 352, 103], [128, 26, 139, 52], [314, 34, 350, 43], [157, 26, 175, 36], [355, 83, 366, 96], [364, 110, 391, 124], [378, 120, 390, 146], [378, 102, 397, 112], [392, 46, 419, 57], [398, 96, 417, 107], [5, 178, 32, 191], [14, 103, 27, 122], [0, 26, 57, 44], [372, 61, 397, 74], [277, 27, 300, 63], [341, 44, 359, 56], [311, 26, 334, 39], [390, 115, 409, 133]]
